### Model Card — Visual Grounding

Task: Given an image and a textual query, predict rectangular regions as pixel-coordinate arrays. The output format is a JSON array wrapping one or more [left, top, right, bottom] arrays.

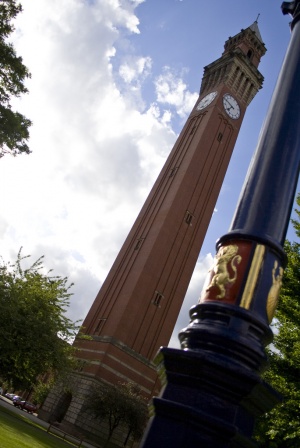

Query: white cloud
[[117, 55, 152, 109], [155, 66, 199, 118], [1, 0, 199, 332], [119, 56, 152, 83]]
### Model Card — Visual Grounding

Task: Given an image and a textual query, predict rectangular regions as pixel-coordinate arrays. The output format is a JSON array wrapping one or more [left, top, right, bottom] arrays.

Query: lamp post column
[[140, 2, 300, 447]]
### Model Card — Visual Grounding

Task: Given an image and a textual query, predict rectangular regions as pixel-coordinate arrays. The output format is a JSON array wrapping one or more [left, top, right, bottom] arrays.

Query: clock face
[[196, 91, 218, 111], [223, 94, 240, 119]]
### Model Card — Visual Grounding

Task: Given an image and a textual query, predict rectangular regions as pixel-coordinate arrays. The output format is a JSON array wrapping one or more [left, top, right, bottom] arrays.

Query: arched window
[[247, 49, 253, 60]]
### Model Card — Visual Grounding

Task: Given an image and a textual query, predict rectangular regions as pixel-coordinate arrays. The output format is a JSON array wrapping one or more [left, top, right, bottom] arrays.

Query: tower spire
[[249, 18, 264, 43]]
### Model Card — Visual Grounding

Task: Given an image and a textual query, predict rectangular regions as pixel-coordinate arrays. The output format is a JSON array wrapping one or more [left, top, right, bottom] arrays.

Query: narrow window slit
[[153, 291, 164, 307], [134, 238, 145, 250], [95, 318, 107, 334], [185, 211, 194, 226], [169, 167, 179, 178]]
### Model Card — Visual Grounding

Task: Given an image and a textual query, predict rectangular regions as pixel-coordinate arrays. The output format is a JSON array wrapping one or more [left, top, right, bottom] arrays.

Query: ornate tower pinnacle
[[200, 21, 266, 106]]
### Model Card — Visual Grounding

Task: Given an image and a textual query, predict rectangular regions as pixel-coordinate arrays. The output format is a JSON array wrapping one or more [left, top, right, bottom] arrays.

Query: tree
[[0, 0, 32, 157], [85, 382, 148, 446], [123, 383, 149, 446], [31, 378, 55, 405], [255, 194, 300, 446], [0, 249, 80, 390]]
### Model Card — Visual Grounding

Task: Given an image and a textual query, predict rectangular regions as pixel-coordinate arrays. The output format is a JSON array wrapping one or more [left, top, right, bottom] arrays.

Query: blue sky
[[1, 0, 296, 347]]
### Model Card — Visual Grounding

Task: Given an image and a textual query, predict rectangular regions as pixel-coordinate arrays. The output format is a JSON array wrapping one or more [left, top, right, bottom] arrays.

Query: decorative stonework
[[200, 22, 265, 106]]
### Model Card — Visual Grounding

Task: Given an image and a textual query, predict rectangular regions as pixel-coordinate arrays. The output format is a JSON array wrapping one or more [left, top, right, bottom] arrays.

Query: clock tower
[[40, 20, 266, 444]]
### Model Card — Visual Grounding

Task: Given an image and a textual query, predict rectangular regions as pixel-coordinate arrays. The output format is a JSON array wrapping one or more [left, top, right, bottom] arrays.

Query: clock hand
[[224, 99, 233, 110]]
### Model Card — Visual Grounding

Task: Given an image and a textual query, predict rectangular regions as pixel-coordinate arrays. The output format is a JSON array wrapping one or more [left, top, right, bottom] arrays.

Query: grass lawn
[[0, 406, 77, 448]]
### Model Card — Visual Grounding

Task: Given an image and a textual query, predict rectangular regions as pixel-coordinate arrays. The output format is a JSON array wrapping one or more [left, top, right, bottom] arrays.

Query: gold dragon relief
[[205, 244, 242, 299]]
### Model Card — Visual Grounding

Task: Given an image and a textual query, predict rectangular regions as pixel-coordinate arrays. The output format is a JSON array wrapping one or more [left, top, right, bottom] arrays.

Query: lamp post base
[[140, 346, 280, 448], [140, 302, 281, 447]]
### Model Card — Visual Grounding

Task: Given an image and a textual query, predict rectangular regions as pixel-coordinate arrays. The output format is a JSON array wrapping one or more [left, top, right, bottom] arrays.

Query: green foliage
[[84, 382, 148, 445], [255, 194, 300, 447], [0, 248, 80, 390], [0, 0, 32, 157], [31, 379, 55, 405]]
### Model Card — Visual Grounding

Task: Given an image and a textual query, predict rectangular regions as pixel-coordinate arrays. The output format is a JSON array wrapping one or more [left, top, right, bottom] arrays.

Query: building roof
[[248, 20, 264, 44]]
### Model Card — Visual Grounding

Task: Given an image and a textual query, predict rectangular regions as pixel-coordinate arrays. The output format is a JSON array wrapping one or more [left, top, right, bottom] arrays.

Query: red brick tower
[[39, 24, 267, 441], [75, 21, 266, 399]]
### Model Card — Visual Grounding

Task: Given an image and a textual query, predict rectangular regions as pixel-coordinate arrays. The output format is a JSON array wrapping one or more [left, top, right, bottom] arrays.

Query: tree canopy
[[255, 194, 300, 446], [84, 382, 148, 446], [0, 0, 31, 157], [0, 249, 79, 390]]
